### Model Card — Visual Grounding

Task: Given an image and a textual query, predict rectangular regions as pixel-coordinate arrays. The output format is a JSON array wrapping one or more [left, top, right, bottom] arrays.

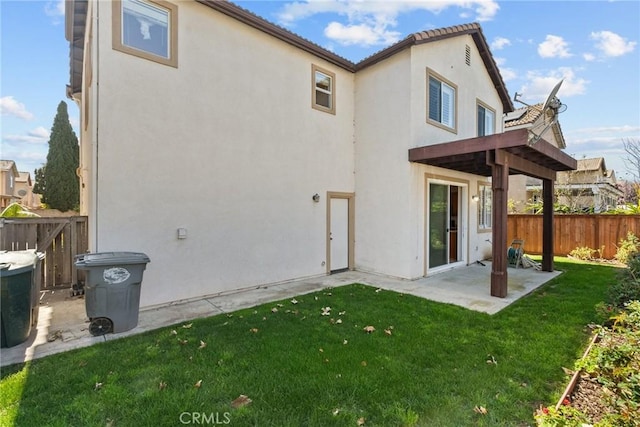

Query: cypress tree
[[41, 101, 79, 211]]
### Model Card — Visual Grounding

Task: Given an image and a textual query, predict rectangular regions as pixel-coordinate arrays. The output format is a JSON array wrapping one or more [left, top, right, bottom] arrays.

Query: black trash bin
[[0, 250, 44, 348], [75, 252, 150, 336]]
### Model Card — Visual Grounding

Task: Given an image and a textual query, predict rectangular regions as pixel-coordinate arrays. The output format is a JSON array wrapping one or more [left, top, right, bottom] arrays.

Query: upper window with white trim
[[113, 0, 178, 67], [477, 102, 496, 136], [312, 65, 335, 115], [427, 70, 456, 131]]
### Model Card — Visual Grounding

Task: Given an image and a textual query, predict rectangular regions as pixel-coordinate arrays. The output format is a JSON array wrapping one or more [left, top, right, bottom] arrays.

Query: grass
[[0, 258, 619, 426]]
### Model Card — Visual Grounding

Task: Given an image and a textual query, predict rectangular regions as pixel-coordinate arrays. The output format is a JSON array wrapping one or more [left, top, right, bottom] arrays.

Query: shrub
[[569, 246, 598, 261], [615, 232, 640, 264], [608, 256, 640, 308]]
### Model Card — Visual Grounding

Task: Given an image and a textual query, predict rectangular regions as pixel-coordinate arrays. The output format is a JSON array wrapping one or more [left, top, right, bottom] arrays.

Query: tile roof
[[576, 157, 606, 172], [504, 104, 544, 128]]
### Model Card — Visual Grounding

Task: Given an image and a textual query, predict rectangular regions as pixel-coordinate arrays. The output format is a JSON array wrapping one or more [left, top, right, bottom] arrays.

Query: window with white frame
[[478, 183, 492, 230], [427, 72, 456, 130], [477, 102, 495, 136], [312, 65, 335, 114], [113, 0, 178, 67]]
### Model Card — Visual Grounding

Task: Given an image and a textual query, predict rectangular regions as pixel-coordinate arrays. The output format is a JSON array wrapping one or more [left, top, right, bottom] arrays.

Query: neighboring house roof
[[16, 171, 32, 186], [504, 103, 566, 149], [0, 160, 19, 175], [575, 157, 606, 172], [65, 0, 513, 113]]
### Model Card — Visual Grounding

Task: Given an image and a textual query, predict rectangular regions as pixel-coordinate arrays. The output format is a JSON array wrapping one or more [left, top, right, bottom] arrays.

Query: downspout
[[93, 0, 100, 251]]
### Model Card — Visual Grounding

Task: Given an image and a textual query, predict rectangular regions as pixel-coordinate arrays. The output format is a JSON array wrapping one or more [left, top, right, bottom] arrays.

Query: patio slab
[[0, 262, 560, 367]]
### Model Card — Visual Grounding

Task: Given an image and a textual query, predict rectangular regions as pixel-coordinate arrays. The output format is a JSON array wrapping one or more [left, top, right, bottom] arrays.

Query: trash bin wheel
[[89, 317, 113, 336]]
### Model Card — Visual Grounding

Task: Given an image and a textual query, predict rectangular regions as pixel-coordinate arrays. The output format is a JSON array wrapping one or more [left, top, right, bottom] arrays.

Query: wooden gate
[[0, 217, 88, 289]]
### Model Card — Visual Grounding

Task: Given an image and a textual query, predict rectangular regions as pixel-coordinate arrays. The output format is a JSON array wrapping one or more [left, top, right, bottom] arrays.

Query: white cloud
[[583, 52, 596, 62], [324, 21, 401, 46], [0, 96, 34, 120], [518, 67, 588, 102], [491, 37, 511, 50], [44, 0, 65, 17], [590, 30, 636, 57], [3, 126, 50, 144], [277, 0, 499, 47], [538, 35, 572, 58]]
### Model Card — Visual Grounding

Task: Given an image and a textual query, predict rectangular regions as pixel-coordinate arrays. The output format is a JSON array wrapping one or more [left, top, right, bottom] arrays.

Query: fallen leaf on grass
[[363, 326, 376, 333], [321, 307, 331, 316], [198, 340, 207, 349], [357, 417, 366, 425], [178, 339, 188, 345], [343, 339, 348, 345], [159, 381, 167, 390], [250, 328, 259, 333], [271, 307, 278, 313], [94, 382, 103, 391], [486, 355, 497, 365], [291, 298, 298, 304], [361, 361, 367, 366], [182, 323, 193, 329], [170, 329, 177, 336], [332, 408, 340, 416], [384, 329, 392, 336], [231, 394, 252, 408], [194, 380, 202, 388], [474, 406, 488, 415]]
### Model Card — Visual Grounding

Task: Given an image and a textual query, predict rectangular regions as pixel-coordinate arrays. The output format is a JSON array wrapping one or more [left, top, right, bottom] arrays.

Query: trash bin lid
[[75, 252, 150, 268], [0, 250, 43, 277]]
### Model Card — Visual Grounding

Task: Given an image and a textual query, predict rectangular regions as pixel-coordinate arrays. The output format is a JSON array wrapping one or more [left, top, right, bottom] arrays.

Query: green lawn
[[0, 258, 618, 426]]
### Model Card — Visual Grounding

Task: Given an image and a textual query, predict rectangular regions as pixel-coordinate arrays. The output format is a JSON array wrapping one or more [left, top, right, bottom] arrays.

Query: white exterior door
[[329, 197, 349, 272]]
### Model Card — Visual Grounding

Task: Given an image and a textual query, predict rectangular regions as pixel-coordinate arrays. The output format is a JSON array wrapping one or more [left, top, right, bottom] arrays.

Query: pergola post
[[542, 178, 554, 271], [490, 150, 509, 298]]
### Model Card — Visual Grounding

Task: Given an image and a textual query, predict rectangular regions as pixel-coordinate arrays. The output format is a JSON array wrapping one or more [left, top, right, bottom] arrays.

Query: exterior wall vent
[[465, 45, 471, 66]]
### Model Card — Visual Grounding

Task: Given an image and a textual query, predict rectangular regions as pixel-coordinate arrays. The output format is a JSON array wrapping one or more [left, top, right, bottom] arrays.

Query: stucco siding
[[92, 1, 355, 307], [354, 50, 414, 278]]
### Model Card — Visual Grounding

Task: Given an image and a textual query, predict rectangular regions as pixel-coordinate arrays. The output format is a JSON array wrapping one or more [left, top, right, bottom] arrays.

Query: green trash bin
[[0, 250, 44, 348], [75, 252, 150, 336]]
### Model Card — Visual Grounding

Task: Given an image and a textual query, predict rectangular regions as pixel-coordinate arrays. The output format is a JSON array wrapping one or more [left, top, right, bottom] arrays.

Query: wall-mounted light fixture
[[471, 195, 480, 202], [312, 193, 320, 203]]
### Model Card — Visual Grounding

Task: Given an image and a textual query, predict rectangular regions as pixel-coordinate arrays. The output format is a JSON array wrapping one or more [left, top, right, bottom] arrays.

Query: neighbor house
[[15, 171, 41, 210], [65, 0, 576, 307], [0, 160, 20, 210], [505, 103, 567, 213], [553, 158, 622, 212]]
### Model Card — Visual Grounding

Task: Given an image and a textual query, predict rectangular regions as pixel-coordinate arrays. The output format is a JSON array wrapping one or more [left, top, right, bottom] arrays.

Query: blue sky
[[1, 0, 639, 180]]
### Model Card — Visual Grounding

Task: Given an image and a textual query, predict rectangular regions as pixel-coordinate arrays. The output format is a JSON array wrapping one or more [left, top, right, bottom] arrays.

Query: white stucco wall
[[91, 1, 355, 307], [355, 36, 504, 279]]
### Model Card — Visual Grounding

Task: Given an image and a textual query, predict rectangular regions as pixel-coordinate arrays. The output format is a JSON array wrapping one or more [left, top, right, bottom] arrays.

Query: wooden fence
[[1, 217, 88, 289], [508, 214, 640, 259]]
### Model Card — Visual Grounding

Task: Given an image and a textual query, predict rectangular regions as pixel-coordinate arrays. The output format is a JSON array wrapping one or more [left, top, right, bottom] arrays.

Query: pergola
[[408, 128, 577, 298]]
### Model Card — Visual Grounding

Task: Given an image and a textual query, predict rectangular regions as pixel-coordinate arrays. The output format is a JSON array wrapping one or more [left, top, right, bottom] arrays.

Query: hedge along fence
[[507, 214, 640, 260]]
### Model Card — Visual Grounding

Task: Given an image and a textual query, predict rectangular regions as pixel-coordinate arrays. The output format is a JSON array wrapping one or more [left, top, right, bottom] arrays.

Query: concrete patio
[[1, 261, 561, 367]]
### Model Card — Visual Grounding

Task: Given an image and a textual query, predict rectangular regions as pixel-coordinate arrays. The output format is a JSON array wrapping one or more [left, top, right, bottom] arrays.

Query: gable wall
[[92, 1, 356, 307], [355, 36, 505, 278]]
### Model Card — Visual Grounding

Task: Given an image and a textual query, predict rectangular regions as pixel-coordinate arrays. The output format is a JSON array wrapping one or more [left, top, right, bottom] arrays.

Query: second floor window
[[428, 74, 456, 129], [113, 0, 178, 67], [312, 65, 335, 114], [477, 103, 495, 136]]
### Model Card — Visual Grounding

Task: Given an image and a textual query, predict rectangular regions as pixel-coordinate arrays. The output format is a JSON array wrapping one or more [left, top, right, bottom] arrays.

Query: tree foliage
[[36, 101, 80, 211], [623, 138, 640, 182]]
